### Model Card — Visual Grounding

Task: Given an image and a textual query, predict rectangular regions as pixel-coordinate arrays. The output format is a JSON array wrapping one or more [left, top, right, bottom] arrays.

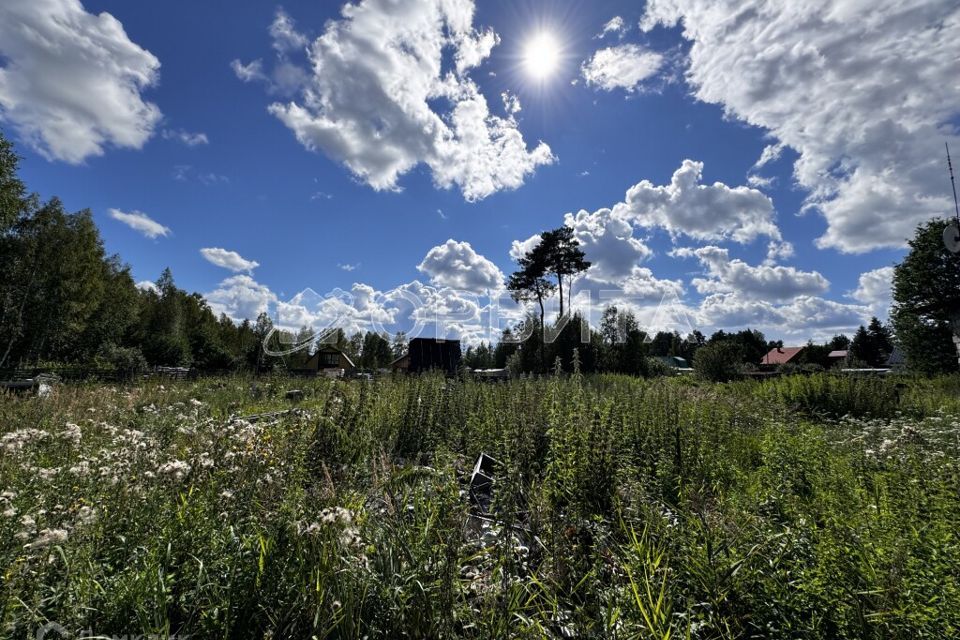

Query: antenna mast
[[948, 142, 960, 226]]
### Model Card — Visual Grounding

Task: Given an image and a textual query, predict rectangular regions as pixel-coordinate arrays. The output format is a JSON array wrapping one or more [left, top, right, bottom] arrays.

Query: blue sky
[[2, 0, 957, 344]]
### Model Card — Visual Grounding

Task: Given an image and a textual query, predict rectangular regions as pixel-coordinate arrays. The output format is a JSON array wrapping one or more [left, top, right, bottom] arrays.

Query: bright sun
[[523, 32, 561, 79]]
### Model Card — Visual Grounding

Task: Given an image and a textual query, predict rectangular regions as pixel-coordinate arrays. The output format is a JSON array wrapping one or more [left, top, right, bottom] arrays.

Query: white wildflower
[[157, 459, 191, 481], [69, 461, 91, 476], [76, 506, 97, 527], [1, 428, 49, 453], [15, 514, 37, 541], [62, 422, 82, 445], [37, 467, 58, 481], [340, 526, 362, 548], [27, 528, 69, 550], [320, 506, 353, 525]]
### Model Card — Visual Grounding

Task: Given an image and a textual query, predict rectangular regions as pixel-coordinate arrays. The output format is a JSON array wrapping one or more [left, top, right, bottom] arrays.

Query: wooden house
[[390, 352, 410, 372], [297, 345, 355, 377], [760, 346, 804, 369], [654, 355, 690, 370], [827, 350, 848, 367]]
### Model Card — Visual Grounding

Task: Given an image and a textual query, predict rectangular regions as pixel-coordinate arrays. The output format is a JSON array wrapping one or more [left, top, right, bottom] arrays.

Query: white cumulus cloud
[[205, 275, 277, 323], [509, 234, 542, 262], [200, 248, 260, 274], [597, 16, 626, 38], [162, 129, 208, 147], [642, 0, 960, 253], [581, 44, 664, 92], [417, 240, 504, 293], [0, 0, 162, 163], [262, 0, 554, 201], [697, 293, 868, 341], [850, 266, 895, 319], [108, 209, 171, 239], [564, 207, 653, 283], [614, 159, 780, 243], [269, 8, 308, 54], [673, 245, 829, 302], [231, 59, 267, 83]]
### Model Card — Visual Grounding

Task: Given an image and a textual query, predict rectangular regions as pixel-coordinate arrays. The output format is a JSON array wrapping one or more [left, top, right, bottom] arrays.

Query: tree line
[[1, 128, 956, 377], [461, 310, 895, 380], [0, 132, 279, 373]]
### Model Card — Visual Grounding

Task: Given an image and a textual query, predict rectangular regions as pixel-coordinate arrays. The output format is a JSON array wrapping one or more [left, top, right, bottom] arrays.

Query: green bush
[[645, 356, 676, 378], [693, 341, 743, 382], [759, 372, 901, 418], [95, 343, 148, 374]]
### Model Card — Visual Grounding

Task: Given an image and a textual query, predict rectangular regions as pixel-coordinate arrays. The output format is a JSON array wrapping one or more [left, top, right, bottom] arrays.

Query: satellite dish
[[945, 220, 960, 254]]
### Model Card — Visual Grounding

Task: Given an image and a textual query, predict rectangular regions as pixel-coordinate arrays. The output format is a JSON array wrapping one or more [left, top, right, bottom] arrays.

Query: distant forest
[[0, 132, 277, 373], [0, 131, 897, 376]]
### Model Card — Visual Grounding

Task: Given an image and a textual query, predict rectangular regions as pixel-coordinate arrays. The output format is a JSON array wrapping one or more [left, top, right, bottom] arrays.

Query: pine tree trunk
[[558, 273, 564, 318], [538, 294, 545, 372]]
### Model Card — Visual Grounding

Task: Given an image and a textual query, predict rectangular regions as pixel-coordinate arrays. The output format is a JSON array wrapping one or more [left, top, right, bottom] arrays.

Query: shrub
[[778, 362, 799, 375], [96, 343, 148, 374], [645, 357, 675, 378], [693, 341, 743, 382], [760, 372, 901, 418]]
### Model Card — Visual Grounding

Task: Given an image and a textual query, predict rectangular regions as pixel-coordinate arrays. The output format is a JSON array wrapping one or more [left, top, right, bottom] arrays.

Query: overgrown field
[[2, 373, 960, 639]]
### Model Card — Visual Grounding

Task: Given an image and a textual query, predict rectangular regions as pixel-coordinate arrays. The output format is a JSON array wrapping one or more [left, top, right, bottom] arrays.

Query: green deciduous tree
[[693, 341, 744, 382], [891, 219, 960, 374], [0, 198, 138, 367], [0, 131, 33, 234]]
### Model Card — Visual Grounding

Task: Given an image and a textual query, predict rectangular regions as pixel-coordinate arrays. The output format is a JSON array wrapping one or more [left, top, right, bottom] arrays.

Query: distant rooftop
[[760, 346, 804, 365]]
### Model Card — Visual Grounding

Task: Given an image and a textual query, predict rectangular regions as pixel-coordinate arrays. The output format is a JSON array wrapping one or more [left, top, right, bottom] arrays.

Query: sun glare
[[523, 32, 561, 80]]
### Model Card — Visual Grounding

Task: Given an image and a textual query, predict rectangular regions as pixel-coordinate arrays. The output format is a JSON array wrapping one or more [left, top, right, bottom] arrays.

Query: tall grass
[[1, 373, 959, 638]]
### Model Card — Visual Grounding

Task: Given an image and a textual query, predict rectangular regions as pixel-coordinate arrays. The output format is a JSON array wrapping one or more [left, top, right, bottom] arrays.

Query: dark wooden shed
[[404, 338, 461, 375]]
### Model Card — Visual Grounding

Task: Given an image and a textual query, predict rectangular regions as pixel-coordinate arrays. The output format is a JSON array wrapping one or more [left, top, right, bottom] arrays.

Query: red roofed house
[[760, 346, 804, 368]]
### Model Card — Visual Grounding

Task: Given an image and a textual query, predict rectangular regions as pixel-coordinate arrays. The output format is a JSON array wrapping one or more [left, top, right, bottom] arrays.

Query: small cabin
[[827, 350, 848, 367], [654, 355, 689, 369], [297, 345, 355, 377], [390, 352, 410, 372], [391, 338, 461, 375], [885, 347, 906, 372]]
